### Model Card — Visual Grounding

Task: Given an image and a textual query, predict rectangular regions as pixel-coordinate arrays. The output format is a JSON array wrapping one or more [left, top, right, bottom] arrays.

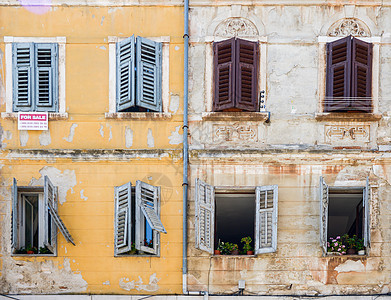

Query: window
[[320, 177, 370, 255], [114, 180, 166, 256], [195, 179, 278, 255], [213, 38, 259, 112], [116, 36, 162, 113], [325, 35, 372, 113], [12, 176, 74, 255]]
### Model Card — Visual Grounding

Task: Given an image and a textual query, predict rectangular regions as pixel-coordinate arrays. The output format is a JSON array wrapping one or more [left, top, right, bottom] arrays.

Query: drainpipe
[[182, 0, 189, 294]]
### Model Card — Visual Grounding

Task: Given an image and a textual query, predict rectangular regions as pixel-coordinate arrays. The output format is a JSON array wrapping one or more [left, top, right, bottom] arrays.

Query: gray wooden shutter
[[12, 178, 18, 249], [45, 176, 75, 246], [351, 38, 372, 112], [320, 176, 329, 254], [35, 43, 58, 112], [135, 180, 163, 255], [136, 37, 162, 112], [116, 36, 136, 112], [195, 178, 214, 254], [255, 185, 278, 254], [13, 43, 34, 112], [363, 177, 370, 248], [213, 38, 235, 112], [325, 36, 352, 112], [114, 181, 132, 255], [236, 38, 259, 112]]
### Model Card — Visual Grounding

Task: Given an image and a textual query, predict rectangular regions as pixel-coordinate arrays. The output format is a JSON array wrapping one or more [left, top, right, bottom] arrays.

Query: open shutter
[[325, 36, 352, 112], [13, 43, 33, 112], [116, 36, 136, 112], [195, 178, 214, 254], [213, 38, 235, 112], [12, 178, 18, 249], [320, 176, 329, 254], [35, 43, 58, 112], [135, 180, 163, 255], [255, 185, 278, 254], [236, 38, 258, 112], [136, 37, 162, 112], [351, 38, 372, 112], [363, 177, 370, 248], [114, 182, 132, 255]]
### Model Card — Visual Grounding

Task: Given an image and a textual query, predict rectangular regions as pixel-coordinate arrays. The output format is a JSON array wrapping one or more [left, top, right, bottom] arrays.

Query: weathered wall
[[0, 3, 184, 295]]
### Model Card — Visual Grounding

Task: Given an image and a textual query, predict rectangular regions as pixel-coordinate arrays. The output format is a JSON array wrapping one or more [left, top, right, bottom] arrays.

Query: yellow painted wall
[[0, 4, 184, 294]]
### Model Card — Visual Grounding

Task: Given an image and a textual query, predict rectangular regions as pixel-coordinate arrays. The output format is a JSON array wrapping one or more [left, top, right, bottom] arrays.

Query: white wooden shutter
[[320, 176, 329, 254], [136, 37, 162, 112], [363, 177, 370, 248], [255, 185, 278, 254], [12, 178, 18, 249], [114, 181, 132, 255], [135, 180, 163, 255], [195, 178, 214, 254], [116, 36, 136, 112]]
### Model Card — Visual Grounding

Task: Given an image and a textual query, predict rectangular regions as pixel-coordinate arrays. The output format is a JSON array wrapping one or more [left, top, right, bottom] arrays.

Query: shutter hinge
[[259, 90, 265, 109]]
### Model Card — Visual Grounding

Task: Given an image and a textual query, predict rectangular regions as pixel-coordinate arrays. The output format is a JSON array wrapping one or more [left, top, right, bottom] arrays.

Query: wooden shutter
[[319, 176, 329, 254], [325, 36, 352, 112], [213, 38, 235, 111], [35, 43, 58, 112], [351, 38, 372, 112], [136, 37, 162, 112], [116, 36, 136, 112], [255, 185, 278, 254], [236, 38, 259, 111], [363, 177, 370, 248], [114, 181, 132, 255], [12, 43, 33, 112], [195, 178, 214, 254], [12, 178, 18, 249], [135, 180, 162, 255]]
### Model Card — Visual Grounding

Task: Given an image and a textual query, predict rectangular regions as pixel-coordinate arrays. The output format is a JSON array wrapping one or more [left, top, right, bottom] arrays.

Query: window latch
[[259, 90, 265, 109]]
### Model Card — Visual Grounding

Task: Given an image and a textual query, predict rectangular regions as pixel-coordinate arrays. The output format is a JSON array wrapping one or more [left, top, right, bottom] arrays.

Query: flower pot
[[347, 248, 356, 255], [246, 251, 254, 255], [214, 250, 221, 255], [358, 250, 365, 255], [231, 250, 239, 255], [27, 250, 34, 254]]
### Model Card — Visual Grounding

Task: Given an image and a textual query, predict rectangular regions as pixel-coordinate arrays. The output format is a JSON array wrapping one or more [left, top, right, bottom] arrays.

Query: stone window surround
[[106, 36, 171, 120], [2, 36, 67, 120]]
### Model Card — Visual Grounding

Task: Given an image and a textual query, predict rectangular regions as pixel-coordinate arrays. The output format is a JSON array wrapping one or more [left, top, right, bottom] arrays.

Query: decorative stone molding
[[324, 125, 370, 144], [328, 18, 371, 37], [214, 18, 258, 37]]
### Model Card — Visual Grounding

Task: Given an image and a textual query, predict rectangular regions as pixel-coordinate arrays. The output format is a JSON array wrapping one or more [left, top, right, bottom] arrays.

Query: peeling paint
[[125, 126, 133, 148], [39, 129, 51, 146], [335, 260, 365, 273], [147, 128, 155, 148], [100, 15, 105, 25], [80, 189, 88, 201], [1, 130, 12, 148], [168, 126, 183, 145], [119, 273, 160, 292], [64, 123, 78, 142], [103, 280, 110, 285], [169, 94, 180, 113], [99, 124, 104, 137], [99, 45, 107, 50], [108, 124, 113, 141], [19, 130, 29, 147]]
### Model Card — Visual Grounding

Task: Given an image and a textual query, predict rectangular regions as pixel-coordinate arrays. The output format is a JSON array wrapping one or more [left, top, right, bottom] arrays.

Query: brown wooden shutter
[[236, 38, 258, 111], [325, 36, 352, 112], [213, 38, 235, 111], [351, 37, 372, 112]]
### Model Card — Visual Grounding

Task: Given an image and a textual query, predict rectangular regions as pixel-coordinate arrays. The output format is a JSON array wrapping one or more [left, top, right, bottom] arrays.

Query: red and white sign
[[18, 112, 48, 131]]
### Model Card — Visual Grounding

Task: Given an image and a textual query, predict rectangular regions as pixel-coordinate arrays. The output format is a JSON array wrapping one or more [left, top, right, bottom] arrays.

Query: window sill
[[105, 112, 172, 120], [202, 112, 269, 122], [324, 254, 367, 258], [315, 112, 381, 122], [1, 112, 68, 120], [213, 254, 256, 258], [12, 253, 56, 257]]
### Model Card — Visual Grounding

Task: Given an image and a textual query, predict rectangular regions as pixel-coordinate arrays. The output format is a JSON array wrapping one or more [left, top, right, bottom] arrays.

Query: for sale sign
[[18, 112, 48, 130]]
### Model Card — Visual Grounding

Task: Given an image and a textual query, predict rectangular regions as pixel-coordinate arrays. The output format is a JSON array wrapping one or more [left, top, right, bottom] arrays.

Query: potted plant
[[241, 236, 253, 255], [327, 236, 346, 255], [231, 243, 239, 255], [356, 237, 365, 255], [343, 234, 361, 255], [129, 242, 137, 255], [26, 245, 37, 254], [215, 240, 223, 255]]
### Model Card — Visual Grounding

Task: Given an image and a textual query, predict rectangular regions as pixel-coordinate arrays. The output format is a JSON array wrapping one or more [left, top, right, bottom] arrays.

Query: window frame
[[107, 36, 171, 119], [3, 36, 67, 119]]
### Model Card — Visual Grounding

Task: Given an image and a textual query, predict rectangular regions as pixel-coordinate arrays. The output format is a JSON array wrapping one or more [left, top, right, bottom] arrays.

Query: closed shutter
[[213, 38, 235, 111], [351, 38, 372, 112], [195, 178, 215, 254], [116, 36, 136, 112], [13, 43, 33, 112], [114, 182, 132, 255], [12, 178, 18, 249], [135, 180, 162, 255], [325, 36, 352, 112], [363, 177, 370, 248], [136, 37, 162, 112], [236, 39, 259, 111], [319, 176, 329, 254], [255, 185, 278, 254], [35, 43, 58, 112]]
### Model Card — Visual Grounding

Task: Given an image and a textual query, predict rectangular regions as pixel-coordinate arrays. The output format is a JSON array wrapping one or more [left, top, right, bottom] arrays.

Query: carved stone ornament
[[213, 123, 258, 142], [214, 18, 258, 37], [325, 125, 370, 144], [328, 18, 370, 37]]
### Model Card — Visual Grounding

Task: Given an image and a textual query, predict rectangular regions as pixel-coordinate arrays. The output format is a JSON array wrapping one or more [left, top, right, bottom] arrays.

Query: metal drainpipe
[[182, 0, 189, 294]]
